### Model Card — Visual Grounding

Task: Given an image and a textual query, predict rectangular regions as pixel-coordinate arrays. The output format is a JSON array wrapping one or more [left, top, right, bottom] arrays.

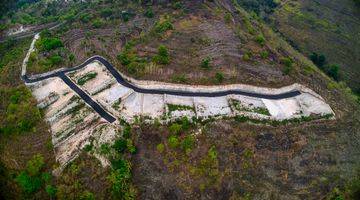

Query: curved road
[[23, 56, 301, 99], [22, 56, 302, 123]]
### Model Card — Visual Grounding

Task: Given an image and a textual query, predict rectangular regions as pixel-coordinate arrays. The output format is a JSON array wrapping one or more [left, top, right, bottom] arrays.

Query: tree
[[310, 52, 326, 68]]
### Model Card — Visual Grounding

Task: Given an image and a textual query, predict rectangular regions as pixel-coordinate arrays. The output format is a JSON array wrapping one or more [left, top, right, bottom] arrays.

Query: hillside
[[270, 0, 360, 93], [0, 0, 359, 199]]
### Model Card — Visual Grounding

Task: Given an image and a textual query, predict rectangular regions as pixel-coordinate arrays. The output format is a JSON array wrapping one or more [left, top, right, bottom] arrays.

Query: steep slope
[[270, 0, 360, 92]]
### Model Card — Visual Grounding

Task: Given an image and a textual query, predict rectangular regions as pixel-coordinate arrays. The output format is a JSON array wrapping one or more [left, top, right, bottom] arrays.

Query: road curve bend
[[22, 56, 302, 100]]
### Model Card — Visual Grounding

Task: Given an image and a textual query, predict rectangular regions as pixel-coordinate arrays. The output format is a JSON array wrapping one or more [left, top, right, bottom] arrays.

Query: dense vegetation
[[0, 86, 41, 135], [15, 154, 55, 197], [236, 0, 279, 15], [310, 52, 340, 81]]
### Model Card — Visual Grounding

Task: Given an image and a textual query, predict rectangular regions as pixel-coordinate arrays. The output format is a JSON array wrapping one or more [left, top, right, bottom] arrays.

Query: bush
[[37, 38, 63, 51], [224, 13, 232, 23], [152, 45, 170, 64], [126, 139, 137, 154], [48, 55, 63, 66], [122, 124, 131, 138], [215, 72, 224, 83], [260, 50, 269, 59], [156, 143, 165, 153], [45, 185, 57, 198], [168, 135, 179, 148], [113, 139, 128, 153], [154, 19, 174, 33], [201, 57, 211, 69], [16, 172, 42, 194], [100, 143, 111, 155], [281, 57, 293, 75], [144, 8, 154, 18], [243, 53, 251, 61], [92, 18, 104, 28], [107, 159, 135, 198], [15, 155, 50, 195], [172, 2, 183, 9], [181, 135, 195, 153], [77, 72, 97, 85], [255, 34, 266, 46], [208, 146, 217, 160], [310, 52, 326, 68], [80, 13, 92, 23], [121, 11, 135, 22], [169, 123, 182, 135], [100, 8, 113, 18], [325, 64, 340, 81], [69, 54, 75, 62], [0, 86, 41, 135], [117, 52, 132, 66]]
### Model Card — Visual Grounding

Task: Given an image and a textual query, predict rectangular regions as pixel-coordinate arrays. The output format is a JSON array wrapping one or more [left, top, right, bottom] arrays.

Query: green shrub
[[117, 52, 132, 66], [154, 19, 174, 33], [26, 154, 44, 177], [77, 72, 97, 85], [153, 45, 170, 64], [281, 57, 293, 75], [208, 146, 217, 160], [172, 2, 183, 9], [107, 159, 134, 199], [84, 143, 93, 152], [144, 8, 154, 18], [325, 64, 340, 81], [255, 34, 266, 46], [122, 124, 131, 139], [0, 86, 41, 135], [201, 57, 211, 69], [16, 172, 42, 194], [168, 135, 179, 148], [224, 13, 232, 23], [260, 50, 269, 59], [92, 18, 104, 28], [181, 135, 195, 153], [127, 61, 145, 75], [37, 38, 63, 51], [100, 143, 111, 155], [180, 117, 191, 131], [80, 13, 92, 23], [15, 155, 50, 195], [100, 8, 113, 18], [215, 72, 224, 83], [310, 52, 326, 68], [45, 185, 57, 198], [156, 143, 165, 153], [113, 139, 128, 154], [48, 55, 63, 66], [169, 123, 182, 135], [167, 104, 194, 113], [243, 52, 252, 61], [126, 139, 137, 154], [79, 191, 95, 200], [69, 54, 75, 62]]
